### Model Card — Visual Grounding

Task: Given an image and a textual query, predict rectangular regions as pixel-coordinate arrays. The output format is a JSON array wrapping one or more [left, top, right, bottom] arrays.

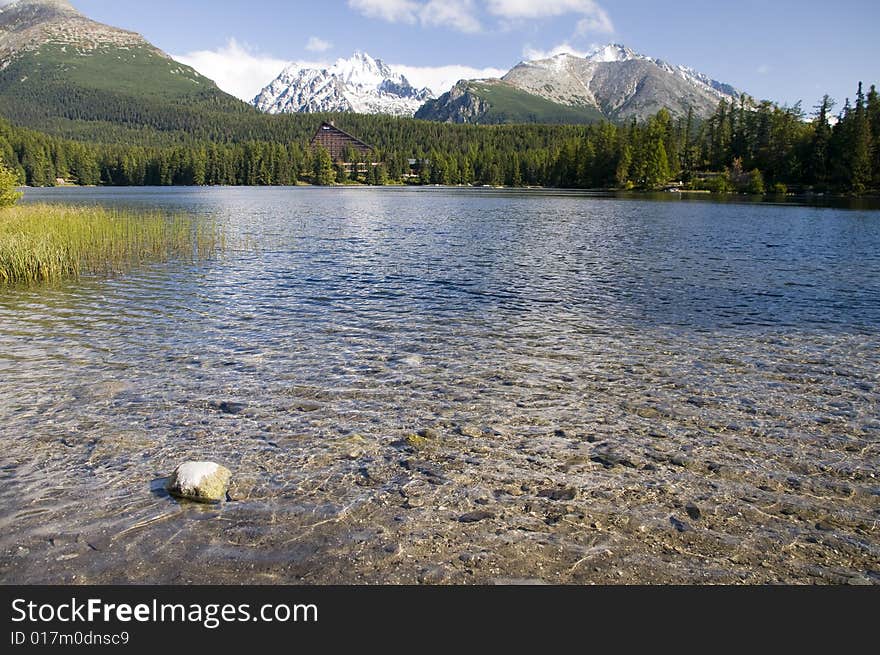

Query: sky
[[11, 0, 880, 109]]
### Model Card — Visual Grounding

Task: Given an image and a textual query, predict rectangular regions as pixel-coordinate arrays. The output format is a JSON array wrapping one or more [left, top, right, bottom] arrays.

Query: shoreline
[[18, 183, 880, 199], [17, 185, 880, 212]]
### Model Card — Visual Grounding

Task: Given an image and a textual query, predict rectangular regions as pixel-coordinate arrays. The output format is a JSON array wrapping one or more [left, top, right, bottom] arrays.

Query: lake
[[1, 187, 878, 584]]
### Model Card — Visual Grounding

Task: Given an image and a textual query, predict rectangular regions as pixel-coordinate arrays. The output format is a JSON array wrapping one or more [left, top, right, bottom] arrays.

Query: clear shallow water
[[1, 187, 878, 584]]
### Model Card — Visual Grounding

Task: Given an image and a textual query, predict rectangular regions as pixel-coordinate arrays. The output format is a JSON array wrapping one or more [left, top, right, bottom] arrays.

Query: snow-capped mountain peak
[[495, 42, 740, 122], [587, 43, 641, 63], [253, 52, 433, 117], [332, 51, 389, 85]]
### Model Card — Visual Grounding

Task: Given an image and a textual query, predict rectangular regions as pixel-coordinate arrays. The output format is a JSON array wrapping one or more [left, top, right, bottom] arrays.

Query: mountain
[[0, 0, 250, 142], [254, 52, 433, 117], [416, 79, 604, 125], [416, 44, 740, 125]]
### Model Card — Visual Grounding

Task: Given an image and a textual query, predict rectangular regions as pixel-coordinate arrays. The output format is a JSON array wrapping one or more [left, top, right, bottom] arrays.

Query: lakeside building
[[310, 122, 374, 173]]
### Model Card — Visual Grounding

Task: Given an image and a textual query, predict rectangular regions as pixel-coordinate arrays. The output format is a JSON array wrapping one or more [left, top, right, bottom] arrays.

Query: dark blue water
[[15, 187, 880, 331]]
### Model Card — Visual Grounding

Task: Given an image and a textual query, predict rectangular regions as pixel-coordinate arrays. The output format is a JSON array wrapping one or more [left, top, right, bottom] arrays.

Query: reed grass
[[0, 204, 224, 285]]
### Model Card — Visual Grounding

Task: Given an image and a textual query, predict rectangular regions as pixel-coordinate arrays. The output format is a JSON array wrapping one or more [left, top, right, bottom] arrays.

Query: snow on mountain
[[547, 44, 736, 99], [588, 43, 641, 63], [501, 43, 740, 121], [253, 52, 433, 117]]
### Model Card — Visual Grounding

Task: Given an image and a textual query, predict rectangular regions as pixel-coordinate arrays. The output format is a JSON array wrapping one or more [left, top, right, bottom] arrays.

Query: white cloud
[[306, 37, 333, 53], [173, 39, 291, 102], [348, 0, 612, 35], [522, 43, 595, 61], [394, 63, 507, 95], [349, 0, 482, 33], [173, 37, 506, 101], [421, 0, 482, 33], [486, 0, 614, 33], [347, 0, 420, 23], [575, 12, 613, 35], [757, 64, 771, 75]]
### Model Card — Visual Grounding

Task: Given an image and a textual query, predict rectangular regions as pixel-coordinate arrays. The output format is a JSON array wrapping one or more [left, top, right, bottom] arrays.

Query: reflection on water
[[1, 187, 878, 584]]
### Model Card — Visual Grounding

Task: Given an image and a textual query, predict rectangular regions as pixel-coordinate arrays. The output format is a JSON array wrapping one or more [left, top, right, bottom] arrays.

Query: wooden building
[[310, 122, 374, 166]]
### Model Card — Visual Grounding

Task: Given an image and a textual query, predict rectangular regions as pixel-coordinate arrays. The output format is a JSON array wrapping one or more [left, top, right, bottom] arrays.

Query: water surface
[[1, 188, 878, 584]]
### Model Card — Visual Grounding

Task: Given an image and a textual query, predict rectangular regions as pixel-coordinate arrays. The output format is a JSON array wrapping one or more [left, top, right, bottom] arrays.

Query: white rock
[[166, 461, 231, 503]]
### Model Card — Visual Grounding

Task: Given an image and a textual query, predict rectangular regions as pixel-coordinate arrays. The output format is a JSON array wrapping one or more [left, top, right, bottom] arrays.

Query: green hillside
[[416, 80, 605, 126], [0, 43, 255, 139], [465, 81, 605, 125]]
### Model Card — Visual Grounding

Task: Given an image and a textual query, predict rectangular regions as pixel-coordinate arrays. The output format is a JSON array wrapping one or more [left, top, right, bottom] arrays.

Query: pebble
[[591, 448, 638, 469], [459, 510, 495, 523], [209, 401, 246, 415], [685, 503, 702, 521], [494, 485, 524, 498], [538, 486, 578, 501], [418, 566, 449, 584], [670, 516, 691, 533]]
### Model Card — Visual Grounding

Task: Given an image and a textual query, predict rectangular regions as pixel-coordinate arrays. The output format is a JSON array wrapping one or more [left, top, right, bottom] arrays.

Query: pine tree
[[867, 84, 880, 187], [312, 146, 334, 186], [711, 100, 732, 169], [418, 160, 431, 185], [615, 144, 632, 189], [807, 96, 834, 189], [487, 162, 503, 187], [344, 146, 360, 182], [576, 139, 595, 188], [508, 153, 523, 187], [682, 106, 695, 180], [850, 83, 872, 193], [371, 164, 389, 186], [644, 140, 670, 189], [460, 156, 474, 185]]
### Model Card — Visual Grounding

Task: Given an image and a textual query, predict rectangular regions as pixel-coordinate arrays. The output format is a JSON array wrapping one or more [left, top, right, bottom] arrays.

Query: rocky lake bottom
[[1, 187, 878, 584]]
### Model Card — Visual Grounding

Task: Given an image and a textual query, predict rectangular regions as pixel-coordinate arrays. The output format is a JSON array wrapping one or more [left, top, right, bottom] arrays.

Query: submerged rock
[[209, 401, 247, 415], [166, 461, 232, 503], [458, 424, 483, 439], [538, 486, 578, 501], [459, 510, 495, 523], [393, 433, 430, 451], [685, 503, 703, 521]]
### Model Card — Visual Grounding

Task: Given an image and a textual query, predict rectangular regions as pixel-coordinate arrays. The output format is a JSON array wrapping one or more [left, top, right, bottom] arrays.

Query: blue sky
[[46, 1, 880, 108]]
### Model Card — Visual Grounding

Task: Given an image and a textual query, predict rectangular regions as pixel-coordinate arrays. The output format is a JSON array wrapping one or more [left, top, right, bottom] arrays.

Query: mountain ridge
[[417, 44, 740, 124], [254, 52, 433, 117]]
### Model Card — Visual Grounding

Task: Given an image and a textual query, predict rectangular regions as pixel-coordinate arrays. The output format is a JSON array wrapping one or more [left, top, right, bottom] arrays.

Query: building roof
[[310, 122, 374, 162]]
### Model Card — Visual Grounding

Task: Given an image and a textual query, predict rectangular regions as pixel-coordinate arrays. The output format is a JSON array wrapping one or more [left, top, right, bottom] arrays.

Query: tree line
[[1, 82, 877, 194]]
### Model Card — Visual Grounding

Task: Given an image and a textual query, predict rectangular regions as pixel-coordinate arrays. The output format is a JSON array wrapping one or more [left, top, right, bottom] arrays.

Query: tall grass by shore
[[0, 204, 224, 285]]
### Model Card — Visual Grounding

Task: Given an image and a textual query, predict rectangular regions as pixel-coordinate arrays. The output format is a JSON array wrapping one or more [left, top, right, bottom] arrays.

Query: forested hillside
[[1, 83, 877, 194]]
